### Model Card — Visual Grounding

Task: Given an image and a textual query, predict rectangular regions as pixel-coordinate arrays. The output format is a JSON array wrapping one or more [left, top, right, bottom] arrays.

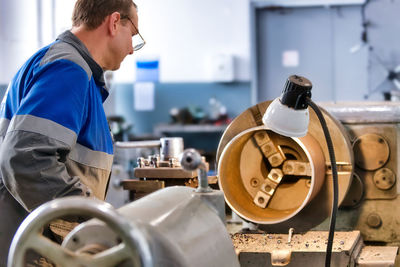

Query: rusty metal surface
[[315, 196, 400, 246], [373, 168, 396, 191], [353, 133, 390, 171], [356, 197, 400, 243], [233, 231, 360, 253], [233, 231, 362, 267], [345, 124, 398, 200], [356, 246, 398, 267]]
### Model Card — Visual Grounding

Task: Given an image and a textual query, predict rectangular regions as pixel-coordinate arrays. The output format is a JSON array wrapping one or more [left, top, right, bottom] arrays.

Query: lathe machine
[[7, 100, 400, 266]]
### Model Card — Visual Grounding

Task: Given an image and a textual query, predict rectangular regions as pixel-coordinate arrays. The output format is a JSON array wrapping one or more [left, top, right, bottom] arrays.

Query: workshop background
[[2, 0, 398, 131], [1, 0, 400, 204]]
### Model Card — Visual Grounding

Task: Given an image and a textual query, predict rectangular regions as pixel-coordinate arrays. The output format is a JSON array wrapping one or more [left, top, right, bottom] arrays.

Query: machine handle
[[180, 149, 211, 193]]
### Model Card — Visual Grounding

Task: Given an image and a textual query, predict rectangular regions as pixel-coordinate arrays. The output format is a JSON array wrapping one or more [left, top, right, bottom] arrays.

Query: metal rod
[[287, 228, 294, 244], [115, 140, 161, 149], [197, 167, 210, 193]]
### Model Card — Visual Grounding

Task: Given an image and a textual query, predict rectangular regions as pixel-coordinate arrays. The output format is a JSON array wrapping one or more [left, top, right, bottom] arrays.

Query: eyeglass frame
[[120, 15, 146, 51]]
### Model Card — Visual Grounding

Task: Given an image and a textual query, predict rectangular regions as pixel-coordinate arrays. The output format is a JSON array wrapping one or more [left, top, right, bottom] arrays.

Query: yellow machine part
[[217, 101, 354, 232]]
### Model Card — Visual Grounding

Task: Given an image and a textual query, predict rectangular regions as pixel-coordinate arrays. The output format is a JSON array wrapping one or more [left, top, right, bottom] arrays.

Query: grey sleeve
[[0, 130, 92, 212]]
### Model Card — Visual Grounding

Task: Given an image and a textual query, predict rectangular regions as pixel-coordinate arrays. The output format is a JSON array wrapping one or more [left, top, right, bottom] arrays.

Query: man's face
[[108, 6, 139, 70]]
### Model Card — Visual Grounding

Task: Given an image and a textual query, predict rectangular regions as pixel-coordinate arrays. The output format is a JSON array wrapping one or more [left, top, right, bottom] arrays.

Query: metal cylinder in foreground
[[9, 187, 238, 266], [218, 126, 326, 225], [63, 187, 238, 267], [160, 137, 184, 161]]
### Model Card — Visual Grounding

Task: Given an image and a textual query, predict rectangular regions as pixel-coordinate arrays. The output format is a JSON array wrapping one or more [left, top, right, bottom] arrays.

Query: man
[[0, 0, 143, 265]]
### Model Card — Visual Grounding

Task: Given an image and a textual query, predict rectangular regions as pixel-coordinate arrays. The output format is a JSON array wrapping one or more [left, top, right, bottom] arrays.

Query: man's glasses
[[121, 15, 146, 51]]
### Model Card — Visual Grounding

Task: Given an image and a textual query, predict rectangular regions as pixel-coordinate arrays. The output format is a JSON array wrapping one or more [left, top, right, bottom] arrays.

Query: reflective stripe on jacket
[[0, 30, 114, 266]]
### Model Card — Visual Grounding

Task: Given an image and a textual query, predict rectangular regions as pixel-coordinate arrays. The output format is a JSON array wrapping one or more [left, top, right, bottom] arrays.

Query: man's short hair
[[72, 0, 137, 30]]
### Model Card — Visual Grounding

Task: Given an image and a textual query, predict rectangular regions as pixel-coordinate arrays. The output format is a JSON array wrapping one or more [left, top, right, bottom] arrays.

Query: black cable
[[361, 0, 371, 44], [306, 98, 338, 267]]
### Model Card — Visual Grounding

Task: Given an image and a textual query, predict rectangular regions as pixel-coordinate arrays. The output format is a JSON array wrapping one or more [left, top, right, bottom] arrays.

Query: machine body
[[8, 101, 400, 267], [217, 101, 400, 266]]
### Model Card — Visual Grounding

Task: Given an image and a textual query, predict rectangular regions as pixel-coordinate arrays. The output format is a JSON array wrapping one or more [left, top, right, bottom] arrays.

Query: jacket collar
[[57, 30, 106, 88]]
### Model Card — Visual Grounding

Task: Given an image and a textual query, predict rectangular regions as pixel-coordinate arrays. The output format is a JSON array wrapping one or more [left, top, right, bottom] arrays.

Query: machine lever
[[180, 149, 211, 193]]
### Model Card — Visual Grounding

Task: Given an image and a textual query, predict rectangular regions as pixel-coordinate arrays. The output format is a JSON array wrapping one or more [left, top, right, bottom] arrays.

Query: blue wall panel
[[114, 82, 251, 135]]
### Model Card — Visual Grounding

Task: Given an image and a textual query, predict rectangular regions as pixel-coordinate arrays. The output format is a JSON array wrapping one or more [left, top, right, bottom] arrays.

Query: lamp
[[263, 75, 338, 267], [262, 75, 311, 137]]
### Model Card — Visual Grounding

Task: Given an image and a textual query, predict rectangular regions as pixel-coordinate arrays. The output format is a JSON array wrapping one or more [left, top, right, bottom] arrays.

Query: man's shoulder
[[39, 41, 92, 81]]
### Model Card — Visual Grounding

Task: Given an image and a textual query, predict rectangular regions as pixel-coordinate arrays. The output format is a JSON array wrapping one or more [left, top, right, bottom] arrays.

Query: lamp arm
[[306, 97, 338, 267]]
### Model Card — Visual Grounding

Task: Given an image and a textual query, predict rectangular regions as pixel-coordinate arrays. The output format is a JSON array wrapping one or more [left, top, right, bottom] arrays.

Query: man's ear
[[107, 12, 121, 36]]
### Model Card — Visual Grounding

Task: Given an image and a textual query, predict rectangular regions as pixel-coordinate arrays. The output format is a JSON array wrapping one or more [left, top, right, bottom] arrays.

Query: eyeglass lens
[[132, 34, 145, 51]]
